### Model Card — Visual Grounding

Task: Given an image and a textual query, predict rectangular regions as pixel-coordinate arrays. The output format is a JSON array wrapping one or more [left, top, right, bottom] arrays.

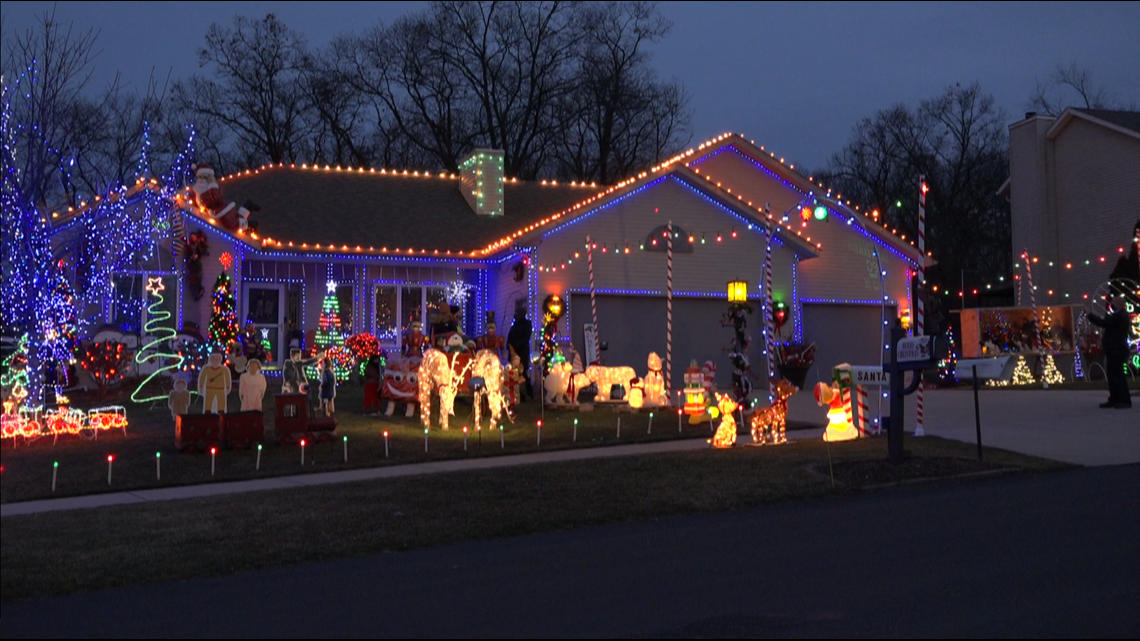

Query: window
[[111, 274, 178, 335], [375, 284, 448, 346]]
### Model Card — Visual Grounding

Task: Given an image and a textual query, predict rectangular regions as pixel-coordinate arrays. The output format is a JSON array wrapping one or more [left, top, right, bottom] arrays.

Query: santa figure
[[190, 163, 260, 232]]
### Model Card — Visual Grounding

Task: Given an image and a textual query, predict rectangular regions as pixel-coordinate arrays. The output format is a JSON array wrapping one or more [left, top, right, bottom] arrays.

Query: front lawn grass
[[1, 435, 1067, 602]]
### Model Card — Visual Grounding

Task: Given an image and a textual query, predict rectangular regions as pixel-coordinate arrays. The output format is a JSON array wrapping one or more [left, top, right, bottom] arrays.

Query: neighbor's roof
[[1048, 108, 1140, 140], [205, 165, 596, 257]]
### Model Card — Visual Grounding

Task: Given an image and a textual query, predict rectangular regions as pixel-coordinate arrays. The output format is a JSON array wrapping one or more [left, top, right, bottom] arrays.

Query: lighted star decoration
[[261, 327, 270, 340], [219, 252, 234, 271], [146, 277, 165, 295], [326, 279, 338, 294], [445, 280, 473, 307]]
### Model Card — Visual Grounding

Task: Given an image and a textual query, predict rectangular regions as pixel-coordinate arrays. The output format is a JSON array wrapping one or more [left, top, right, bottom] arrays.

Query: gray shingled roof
[[216, 168, 597, 255], [1075, 108, 1140, 135]]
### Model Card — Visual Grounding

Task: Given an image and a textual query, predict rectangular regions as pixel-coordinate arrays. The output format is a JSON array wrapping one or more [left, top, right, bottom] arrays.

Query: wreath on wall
[[185, 231, 210, 300]]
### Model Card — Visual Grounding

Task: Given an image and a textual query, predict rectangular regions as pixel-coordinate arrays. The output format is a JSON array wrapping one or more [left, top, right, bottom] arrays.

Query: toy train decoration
[[174, 393, 337, 451]]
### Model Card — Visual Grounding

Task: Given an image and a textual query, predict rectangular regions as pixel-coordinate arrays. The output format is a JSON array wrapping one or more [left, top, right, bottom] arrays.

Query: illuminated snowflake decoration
[[446, 280, 474, 307]]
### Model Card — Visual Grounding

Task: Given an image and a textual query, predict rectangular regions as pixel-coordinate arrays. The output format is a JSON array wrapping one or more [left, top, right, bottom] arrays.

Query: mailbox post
[[885, 327, 938, 463]]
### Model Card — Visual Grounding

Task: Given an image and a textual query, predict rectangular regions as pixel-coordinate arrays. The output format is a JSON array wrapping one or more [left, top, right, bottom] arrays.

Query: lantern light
[[727, 280, 748, 303]]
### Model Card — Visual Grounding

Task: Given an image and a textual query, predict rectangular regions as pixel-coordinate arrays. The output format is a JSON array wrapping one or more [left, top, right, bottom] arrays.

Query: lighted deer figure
[[750, 379, 798, 445], [470, 350, 506, 431], [418, 349, 458, 431], [710, 393, 739, 448]]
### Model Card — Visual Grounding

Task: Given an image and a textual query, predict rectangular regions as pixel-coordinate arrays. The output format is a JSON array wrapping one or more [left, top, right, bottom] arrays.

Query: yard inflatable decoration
[[382, 357, 422, 417], [815, 380, 858, 442]]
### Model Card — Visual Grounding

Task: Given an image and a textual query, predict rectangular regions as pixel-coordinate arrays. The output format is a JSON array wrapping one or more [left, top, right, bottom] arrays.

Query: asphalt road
[[4, 465, 1139, 638]]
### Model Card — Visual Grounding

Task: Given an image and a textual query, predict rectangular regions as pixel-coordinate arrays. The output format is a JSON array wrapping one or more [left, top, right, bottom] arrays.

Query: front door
[[243, 285, 286, 364]]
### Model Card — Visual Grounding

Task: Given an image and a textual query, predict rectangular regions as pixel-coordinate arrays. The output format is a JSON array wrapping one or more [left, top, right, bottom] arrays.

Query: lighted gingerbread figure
[[709, 393, 739, 448], [402, 321, 429, 358], [476, 314, 507, 361], [189, 163, 260, 231], [239, 359, 267, 411], [504, 347, 524, 416], [198, 352, 232, 414], [815, 380, 858, 442], [168, 378, 192, 419], [750, 379, 797, 445]]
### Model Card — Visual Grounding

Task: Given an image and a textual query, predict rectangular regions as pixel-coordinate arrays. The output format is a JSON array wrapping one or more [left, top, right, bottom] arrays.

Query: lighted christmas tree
[[131, 278, 185, 404], [1010, 355, 1036, 386], [311, 281, 351, 380], [1040, 354, 1065, 386], [208, 271, 238, 348], [0, 334, 31, 409]]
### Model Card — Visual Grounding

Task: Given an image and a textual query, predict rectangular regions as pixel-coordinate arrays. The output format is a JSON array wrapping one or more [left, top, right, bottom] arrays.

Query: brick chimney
[[459, 149, 505, 216]]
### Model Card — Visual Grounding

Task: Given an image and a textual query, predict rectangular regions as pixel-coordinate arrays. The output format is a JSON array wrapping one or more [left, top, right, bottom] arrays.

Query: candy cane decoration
[[763, 206, 776, 401], [666, 220, 674, 398], [915, 177, 927, 437], [587, 235, 599, 361], [1023, 249, 1047, 388]]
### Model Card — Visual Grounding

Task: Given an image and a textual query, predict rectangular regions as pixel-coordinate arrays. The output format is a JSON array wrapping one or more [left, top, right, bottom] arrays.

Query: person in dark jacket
[[1088, 295, 1133, 409], [507, 306, 533, 401]]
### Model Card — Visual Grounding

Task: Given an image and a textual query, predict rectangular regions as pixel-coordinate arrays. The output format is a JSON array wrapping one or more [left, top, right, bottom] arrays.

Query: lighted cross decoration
[[146, 277, 165, 295], [219, 252, 234, 271], [326, 279, 338, 294]]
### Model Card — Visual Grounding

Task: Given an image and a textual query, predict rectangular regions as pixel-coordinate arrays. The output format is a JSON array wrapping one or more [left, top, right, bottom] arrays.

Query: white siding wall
[[693, 149, 916, 322], [1009, 116, 1058, 293], [1053, 119, 1140, 300]]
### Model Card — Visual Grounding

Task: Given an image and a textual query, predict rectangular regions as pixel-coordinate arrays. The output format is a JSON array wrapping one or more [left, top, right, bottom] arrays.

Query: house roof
[[1047, 107, 1140, 141], [205, 166, 595, 256]]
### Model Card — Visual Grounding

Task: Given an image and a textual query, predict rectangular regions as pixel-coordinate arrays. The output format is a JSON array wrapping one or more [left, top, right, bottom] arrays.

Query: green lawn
[[1, 384, 735, 504], [0, 435, 1067, 602]]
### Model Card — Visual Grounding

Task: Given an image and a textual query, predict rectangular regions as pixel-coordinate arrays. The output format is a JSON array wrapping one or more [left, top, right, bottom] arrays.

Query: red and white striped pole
[[666, 221, 674, 399], [763, 207, 776, 402], [1023, 249, 1047, 388], [587, 235, 599, 360], [915, 177, 928, 437]]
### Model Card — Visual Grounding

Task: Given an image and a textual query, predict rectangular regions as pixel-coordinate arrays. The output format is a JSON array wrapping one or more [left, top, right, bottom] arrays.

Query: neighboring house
[[1004, 108, 1140, 302], [51, 133, 925, 392]]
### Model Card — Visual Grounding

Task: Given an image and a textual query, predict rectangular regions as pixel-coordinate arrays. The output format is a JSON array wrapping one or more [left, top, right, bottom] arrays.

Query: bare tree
[[555, 1, 690, 184], [821, 83, 1011, 302], [1027, 61, 1135, 116], [174, 14, 312, 168]]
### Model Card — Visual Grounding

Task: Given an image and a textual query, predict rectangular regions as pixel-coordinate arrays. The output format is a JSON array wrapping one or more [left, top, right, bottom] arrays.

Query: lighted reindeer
[[709, 393, 739, 448], [470, 350, 507, 431], [749, 379, 798, 445], [418, 349, 459, 431]]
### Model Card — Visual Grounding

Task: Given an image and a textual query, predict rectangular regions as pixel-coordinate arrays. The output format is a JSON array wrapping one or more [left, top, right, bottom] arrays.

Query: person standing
[[1089, 295, 1133, 409], [507, 306, 533, 401], [319, 358, 338, 417]]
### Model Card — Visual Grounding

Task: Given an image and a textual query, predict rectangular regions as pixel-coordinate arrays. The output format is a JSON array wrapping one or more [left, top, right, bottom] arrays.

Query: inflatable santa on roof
[[190, 163, 260, 232]]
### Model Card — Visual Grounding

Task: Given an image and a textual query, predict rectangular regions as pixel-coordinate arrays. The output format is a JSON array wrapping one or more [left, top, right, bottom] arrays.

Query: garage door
[[569, 294, 769, 392], [800, 303, 894, 386]]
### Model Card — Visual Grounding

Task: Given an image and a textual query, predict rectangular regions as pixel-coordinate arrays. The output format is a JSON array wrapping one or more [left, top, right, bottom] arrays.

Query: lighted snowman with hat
[[189, 163, 260, 232]]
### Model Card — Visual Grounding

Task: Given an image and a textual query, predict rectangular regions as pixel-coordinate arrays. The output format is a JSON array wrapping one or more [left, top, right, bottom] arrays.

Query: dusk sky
[[3, 1, 1138, 172]]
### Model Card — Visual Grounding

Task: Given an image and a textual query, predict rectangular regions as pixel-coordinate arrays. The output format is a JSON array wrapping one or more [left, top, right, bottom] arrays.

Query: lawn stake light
[[424, 428, 429, 453], [107, 455, 114, 485], [500, 425, 504, 449], [156, 452, 161, 480], [617, 416, 621, 438], [256, 444, 262, 470], [301, 439, 307, 466], [52, 461, 58, 493], [648, 412, 653, 434], [343, 436, 348, 463], [537, 420, 542, 446], [383, 431, 390, 458], [463, 426, 468, 451], [573, 418, 578, 442], [678, 408, 683, 433], [210, 447, 217, 476]]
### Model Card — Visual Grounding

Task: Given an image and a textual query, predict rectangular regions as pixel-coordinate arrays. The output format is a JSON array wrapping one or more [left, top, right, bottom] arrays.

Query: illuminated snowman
[[815, 381, 858, 442]]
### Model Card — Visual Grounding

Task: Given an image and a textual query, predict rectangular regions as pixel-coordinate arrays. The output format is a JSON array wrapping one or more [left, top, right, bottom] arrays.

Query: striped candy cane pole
[[587, 235, 599, 356], [666, 220, 673, 398], [763, 208, 776, 402], [915, 177, 927, 437], [1023, 249, 1047, 388]]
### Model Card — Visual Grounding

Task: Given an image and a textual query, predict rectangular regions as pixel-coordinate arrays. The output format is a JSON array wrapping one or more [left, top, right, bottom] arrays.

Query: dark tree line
[[170, 1, 692, 182], [816, 82, 1012, 301]]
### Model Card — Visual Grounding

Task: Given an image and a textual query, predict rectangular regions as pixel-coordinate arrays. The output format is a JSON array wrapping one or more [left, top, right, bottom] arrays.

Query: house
[[1004, 108, 1140, 302], [54, 133, 926, 397]]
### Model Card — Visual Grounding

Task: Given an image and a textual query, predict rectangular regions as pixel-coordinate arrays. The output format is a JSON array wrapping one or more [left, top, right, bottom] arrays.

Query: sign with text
[[896, 336, 934, 363], [583, 324, 599, 365], [850, 366, 890, 386], [957, 356, 1013, 380]]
